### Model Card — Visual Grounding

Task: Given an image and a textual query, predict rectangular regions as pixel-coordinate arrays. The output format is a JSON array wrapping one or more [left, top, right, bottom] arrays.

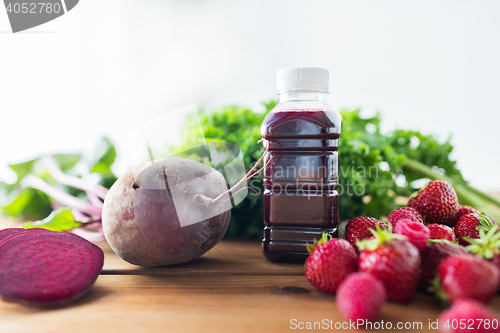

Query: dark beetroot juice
[[261, 108, 341, 262], [261, 67, 341, 262]]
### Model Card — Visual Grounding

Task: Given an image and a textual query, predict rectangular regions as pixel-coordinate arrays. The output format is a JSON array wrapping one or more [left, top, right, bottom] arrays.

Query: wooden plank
[[1, 274, 498, 333], [0, 275, 450, 333], [99, 240, 305, 276]]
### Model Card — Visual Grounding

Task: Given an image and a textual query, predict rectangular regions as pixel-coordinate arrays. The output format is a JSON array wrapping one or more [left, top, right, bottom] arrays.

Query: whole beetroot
[[102, 157, 232, 267]]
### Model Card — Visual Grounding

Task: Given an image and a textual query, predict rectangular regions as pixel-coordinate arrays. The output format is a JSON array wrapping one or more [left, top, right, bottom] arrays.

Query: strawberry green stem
[[429, 274, 449, 305], [357, 225, 406, 251], [306, 232, 332, 254], [465, 225, 500, 260]]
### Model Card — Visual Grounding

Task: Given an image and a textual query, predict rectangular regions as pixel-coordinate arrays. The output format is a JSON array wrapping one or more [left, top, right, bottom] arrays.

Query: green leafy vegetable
[[52, 154, 82, 171], [23, 208, 81, 231], [2, 188, 52, 220], [1, 138, 116, 237], [89, 137, 118, 189], [9, 159, 37, 184], [2, 153, 83, 220], [9, 154, 81, 184]]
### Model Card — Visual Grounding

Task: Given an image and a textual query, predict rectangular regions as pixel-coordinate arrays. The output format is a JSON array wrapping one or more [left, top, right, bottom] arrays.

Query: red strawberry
[[305, 237, 358, 293], [439, 299, 500, 333], [345, 216, 387, 252], [408, 180, 459, 226], [436, 254, 500, 304], [337, 273, 386, 322], [388, 207, 425, 228], [455, 205, 480, 222], [358, 227, 420, 303], [466, 225, 500, 271], [394, 219, 430, 251], [455, 213, 497, 246], [419, 241, 467, 292], [428, 224, 456, 242]]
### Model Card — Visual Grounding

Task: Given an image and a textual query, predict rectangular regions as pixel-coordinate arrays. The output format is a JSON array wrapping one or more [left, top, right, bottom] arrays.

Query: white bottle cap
[[276, 67, 329, 93]]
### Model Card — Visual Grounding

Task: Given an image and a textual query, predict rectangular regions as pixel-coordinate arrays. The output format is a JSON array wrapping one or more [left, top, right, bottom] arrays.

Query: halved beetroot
[[0, 231, 104, 307], [0, 228, 52, 248], [0, 228, 26, 240], [0, 227, 51, 240]]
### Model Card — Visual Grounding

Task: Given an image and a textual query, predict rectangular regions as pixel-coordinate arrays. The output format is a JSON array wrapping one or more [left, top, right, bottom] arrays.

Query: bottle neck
[[278, 90, 329, 103]]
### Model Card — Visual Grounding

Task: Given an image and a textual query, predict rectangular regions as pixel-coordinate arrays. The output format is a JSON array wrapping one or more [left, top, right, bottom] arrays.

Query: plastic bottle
[[261, 67, 342, 262]]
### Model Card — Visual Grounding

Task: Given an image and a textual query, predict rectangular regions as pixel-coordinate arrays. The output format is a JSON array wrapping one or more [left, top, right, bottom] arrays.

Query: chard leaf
[[90, 137, 117, 188], [52, 154, 82, 171], [23, 208, 81, 231], [9, 159, 38, 183], [90, 137, 116, 176], [9, 153, 81, 185], [2, 188, 52, 220], [0, 181, 16, 199]]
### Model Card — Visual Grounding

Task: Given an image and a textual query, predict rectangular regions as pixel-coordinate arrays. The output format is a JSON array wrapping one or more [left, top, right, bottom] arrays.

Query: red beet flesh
[[0, 228, 27, 240], [0, 228, 53, 248], [0, 231, 104, 307]]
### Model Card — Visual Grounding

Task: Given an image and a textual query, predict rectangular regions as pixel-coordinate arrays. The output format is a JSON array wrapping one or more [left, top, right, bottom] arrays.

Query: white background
[[0, 0, 499, 190]]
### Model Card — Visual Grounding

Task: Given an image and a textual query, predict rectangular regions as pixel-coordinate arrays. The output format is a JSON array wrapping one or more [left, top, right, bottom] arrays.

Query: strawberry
[[466, 225, 500, 271], [358, 227, 420, 303], [345, 216, 387, 252], [439, 299, 500, 333], [436, 254, 500, 304], [408, 180, 459, 226], [455, 213, 497, 246], [336, 272, 386, 322], [387, 207, 425, 228], [428, 223, 456, 242], [455, 205, 480, 222], [418, 241, 467, 292], [394, 219, 430, 251], [305, 236, 358, 293]]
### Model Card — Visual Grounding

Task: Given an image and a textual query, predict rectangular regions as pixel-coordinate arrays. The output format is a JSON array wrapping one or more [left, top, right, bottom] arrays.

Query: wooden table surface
[[0, 221, 499, 333]]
